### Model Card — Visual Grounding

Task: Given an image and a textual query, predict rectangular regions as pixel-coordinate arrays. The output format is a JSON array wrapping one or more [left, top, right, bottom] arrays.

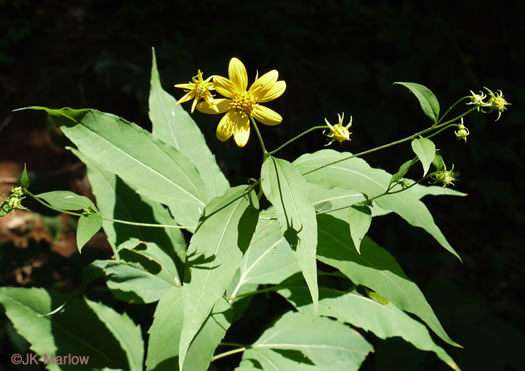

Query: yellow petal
[[232, 113, 250, 147], [229, 58, 248, 93], [254, 80, 286, 103], [216, 110, 236, 142], [213, 75, 238, 98], [177, 91, 196, 105], [252, 105, 282, 126], [197, 98, 231, 114], [249, 70, 278, 99], [174, 82, 196, 89], [191, 97, 199, 113]]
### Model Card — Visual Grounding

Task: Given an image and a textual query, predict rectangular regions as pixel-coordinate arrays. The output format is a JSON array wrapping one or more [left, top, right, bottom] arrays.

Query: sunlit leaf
[[348, 205, 372, 254], [76, 213, 102, 252], [24, 106, 207, 228], [261, 156, 318, 311], [0, 287, 138, 370], [179, 185, 259, 368], [294, 149, 461, 260], [394, 82, 440, 122], [316, 214, 460, 348], [411, 138, 436, 176], [242, 310, 373, 370], [36, 190, 94, 211], [149, 49, 229, 201], [277, 277, 460, 370]]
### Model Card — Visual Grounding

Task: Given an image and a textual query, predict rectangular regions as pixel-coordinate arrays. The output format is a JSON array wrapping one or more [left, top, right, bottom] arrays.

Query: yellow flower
[[197, 57, 286, 148], [454, 118, 470, 143], [324, 113, 352, 146], [174, 69, 218, 113]]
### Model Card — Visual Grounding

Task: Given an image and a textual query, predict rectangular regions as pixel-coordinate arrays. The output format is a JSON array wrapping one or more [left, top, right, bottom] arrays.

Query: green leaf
[[149, 48, 229, 201], [179, 185, 259, 368], [244, 310, 373, 370], [390, 157, 418, 185], [228, 215, 300, 300], [90, 238, 181, 303], [25, 106, 207, 228], [77, 213, 102, 252], [261, 156, 318, 311], [146, 288, 182, 370], [348, 205, 372, 253], [183, 297, 233, 371], [432, 150, 445, 171], [394, 82, 440, 122], [21, 163, 29, 188], [294, 149, 461, 260], [71, 148, 186, 272], [411, 138, 436, 176], [85, 298, 144, 371], [0, 287, 135, 370], [277, 278, 460, 371], [36, 190, 94, 211], [316, 214, 460, 348]]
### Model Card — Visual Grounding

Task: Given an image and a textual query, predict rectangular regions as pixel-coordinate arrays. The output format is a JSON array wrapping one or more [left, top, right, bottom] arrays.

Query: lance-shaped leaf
[[179, 185, 259, 368], [277, 276, 459, 370], [77, 213, 103, 252], [228, 215, 300, 300], [394, 82, 440, 122], [348, 205, 372, 254], [242, 310, 373, 370], [36, 190, 94, 211], [146, 289, 233, 371], [24, 107, 207, 228], [90, 238, 181, 303], [72, 148, 186, 271], [294, 149, 461, 260], [261, 156, 318, 311], [86, 298, 144, 371], [316, 214, 460, 348], [0, 287, 142, 370], [21, 163, 30, 188], [149, 49, 229, 201], [389, 157, 418, 186], [411, 138, 436, 176]]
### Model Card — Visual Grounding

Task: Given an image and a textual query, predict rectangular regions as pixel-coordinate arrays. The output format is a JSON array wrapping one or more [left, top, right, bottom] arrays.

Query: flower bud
[[454, 119, 470, 143], [324, 113, 352, 146]]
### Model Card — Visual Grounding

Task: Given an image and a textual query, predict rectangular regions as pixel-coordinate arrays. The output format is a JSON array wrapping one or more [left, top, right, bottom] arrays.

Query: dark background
[[1, 1, 524, 370]]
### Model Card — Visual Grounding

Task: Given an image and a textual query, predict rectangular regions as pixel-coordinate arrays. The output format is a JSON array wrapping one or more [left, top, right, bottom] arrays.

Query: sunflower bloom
[[175, 69, 218, 113], [197, 57, 286, 147]]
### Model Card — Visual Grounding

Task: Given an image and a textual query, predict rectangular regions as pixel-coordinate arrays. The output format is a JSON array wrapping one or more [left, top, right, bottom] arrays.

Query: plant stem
[[212, 346, 247, 362], [303, 107, 477, 176], [435, 96, 471, 125], [24, 189, 194, 230], [249, 114, 268, 160], [268, 125, 329, 155]]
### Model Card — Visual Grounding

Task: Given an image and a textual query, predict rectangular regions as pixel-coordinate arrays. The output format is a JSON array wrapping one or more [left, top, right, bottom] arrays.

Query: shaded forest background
[[1, 1, 524, 370]]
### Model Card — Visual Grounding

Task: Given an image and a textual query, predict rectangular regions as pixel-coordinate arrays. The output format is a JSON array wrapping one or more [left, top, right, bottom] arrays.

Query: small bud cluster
[[0, 187, 29, 217], [431, 165, 459, 188], [467, 87, 511, 121], [455, 118, 470, 143]]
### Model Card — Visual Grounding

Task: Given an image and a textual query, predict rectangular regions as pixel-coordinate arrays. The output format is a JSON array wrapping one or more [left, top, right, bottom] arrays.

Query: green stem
[[249, 114, 268, 160], [303, 107, 477, 176], [24, 189, 194, 230], [212, 346, 247, 362], [424, 124, 458, 140], [435, 96, 471, 125], [268, 125, 329, 155]]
